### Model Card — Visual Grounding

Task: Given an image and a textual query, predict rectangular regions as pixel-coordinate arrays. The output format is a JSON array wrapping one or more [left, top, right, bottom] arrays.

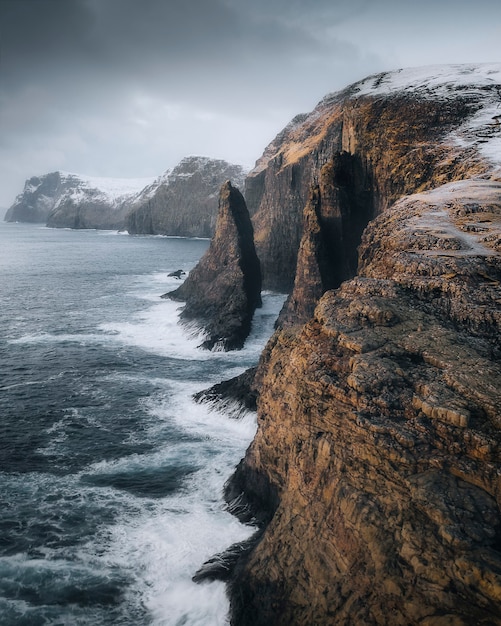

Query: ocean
[[0, 222, 284, 625]]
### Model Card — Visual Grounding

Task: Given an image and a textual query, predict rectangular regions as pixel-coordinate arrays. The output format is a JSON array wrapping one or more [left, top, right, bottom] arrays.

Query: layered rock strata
[[166, 181, 261, 350], [276, 155, 368, 327], [219, 65, 501, 625], [248, 64, 500, 291], [228, 179, 501, 626]]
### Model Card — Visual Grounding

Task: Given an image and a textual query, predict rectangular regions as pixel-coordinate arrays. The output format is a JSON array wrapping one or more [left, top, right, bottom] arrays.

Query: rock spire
[[166, 181, 261, 350]]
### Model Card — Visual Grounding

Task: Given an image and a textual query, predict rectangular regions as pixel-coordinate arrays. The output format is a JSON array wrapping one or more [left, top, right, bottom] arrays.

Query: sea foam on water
[[0, 223, 284, 625]]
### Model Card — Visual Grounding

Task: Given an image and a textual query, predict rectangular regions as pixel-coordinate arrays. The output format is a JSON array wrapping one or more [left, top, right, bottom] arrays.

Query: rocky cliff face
[[248, 64, 499, 291], [5, 171, 154, 229], [127, 156, 247, 238], [5, 172, 68, 223], [166, 181, 261, 350], [7, 156, 246, 234], [221, 64, 501, 625]]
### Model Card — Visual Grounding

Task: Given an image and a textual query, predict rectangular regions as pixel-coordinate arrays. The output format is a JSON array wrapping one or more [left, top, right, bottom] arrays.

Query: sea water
[[0, 222, 284, 625]]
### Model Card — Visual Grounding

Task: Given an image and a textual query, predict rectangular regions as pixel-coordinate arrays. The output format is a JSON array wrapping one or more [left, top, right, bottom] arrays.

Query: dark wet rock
[[192, 534, 261, 584], [193, 367, 258, 416], [165, 181, 262, 350], [167, 269, 185, 279]]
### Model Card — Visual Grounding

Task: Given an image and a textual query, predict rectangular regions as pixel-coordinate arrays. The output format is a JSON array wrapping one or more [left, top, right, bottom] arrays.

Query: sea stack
[[166, 181, 262, 350]]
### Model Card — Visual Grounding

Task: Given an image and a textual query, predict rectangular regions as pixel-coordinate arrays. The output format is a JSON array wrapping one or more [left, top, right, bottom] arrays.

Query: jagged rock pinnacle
[[165, 180, 261, 350]]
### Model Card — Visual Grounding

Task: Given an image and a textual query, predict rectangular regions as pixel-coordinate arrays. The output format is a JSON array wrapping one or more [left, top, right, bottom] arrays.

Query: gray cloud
[[0, 0, 500, 207]]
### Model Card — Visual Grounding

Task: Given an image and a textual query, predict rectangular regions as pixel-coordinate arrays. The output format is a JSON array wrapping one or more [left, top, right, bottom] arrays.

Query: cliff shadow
[[277, 150, 376, 327]]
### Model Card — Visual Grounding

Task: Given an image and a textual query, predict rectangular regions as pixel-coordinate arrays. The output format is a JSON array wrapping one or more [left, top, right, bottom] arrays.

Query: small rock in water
[[168, 269, 186, 279]]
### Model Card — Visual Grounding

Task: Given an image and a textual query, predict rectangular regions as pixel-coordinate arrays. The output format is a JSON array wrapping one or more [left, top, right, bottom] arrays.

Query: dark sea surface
[[0, 222, 284, 625]]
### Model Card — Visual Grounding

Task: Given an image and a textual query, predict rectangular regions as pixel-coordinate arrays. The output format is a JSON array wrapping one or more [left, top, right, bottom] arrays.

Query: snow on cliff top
[[58, 171, 156, 201], [351, 63, 501, 98], [252, 64, 501, 177], [331, 63, 501, 170]]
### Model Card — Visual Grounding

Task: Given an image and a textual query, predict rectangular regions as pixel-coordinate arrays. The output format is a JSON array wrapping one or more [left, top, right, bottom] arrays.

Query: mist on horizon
[[0, 0, 500, 207]]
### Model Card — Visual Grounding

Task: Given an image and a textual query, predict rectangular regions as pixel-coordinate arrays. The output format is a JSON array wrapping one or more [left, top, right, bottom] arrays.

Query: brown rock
[[166, 181, 261, 350], [277, 154, 374, 327], [221, 65, 501, 625], [247, 65, 498, 291]]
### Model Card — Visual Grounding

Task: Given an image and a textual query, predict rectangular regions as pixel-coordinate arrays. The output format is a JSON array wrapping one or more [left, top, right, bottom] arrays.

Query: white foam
[[100, 298, 209, 360], [73, 384, 257, 626], [47, 279, 283, 624], [101, 282, 286, 363], [3, 265, 285, 624]]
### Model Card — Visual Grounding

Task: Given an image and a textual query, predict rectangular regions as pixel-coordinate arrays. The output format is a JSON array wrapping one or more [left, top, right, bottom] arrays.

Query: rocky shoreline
[[184, 65, 501, 625]]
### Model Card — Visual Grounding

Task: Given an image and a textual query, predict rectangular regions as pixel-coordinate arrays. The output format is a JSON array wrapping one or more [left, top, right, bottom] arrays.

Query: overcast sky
[[0, 0, 500, 207]]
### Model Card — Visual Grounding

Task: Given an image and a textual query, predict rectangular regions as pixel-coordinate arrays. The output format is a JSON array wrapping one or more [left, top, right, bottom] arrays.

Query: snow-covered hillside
[[342, 63, 501, 170], [56, 172, 155, 207], [5, 156, 247, 232], [4, 171, 155, 227], [252, 63, 501, 180]]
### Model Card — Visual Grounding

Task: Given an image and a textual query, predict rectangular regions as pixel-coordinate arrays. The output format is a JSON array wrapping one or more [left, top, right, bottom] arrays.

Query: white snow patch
[[351, 63, 501, 99], [324, 63, 501, 169], [58, 171, 156, 205]]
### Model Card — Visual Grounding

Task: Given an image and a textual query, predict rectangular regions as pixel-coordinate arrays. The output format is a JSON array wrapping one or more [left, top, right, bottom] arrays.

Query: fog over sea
[[0, 222, 284, 625]]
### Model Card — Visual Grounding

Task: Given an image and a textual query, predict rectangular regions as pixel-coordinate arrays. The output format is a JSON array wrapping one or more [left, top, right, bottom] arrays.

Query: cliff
[[166, 181, 261, 350], [248, 64, 500, 291], [6, 156, 246, 235], [127, 156, 247, 237], [5, 171, 154, 229], [5, 172, 72, 223], [219, 64, 501, 625]]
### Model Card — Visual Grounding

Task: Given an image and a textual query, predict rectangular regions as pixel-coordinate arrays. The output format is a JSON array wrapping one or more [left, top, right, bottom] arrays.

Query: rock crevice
[[220, 65, 501, 625]]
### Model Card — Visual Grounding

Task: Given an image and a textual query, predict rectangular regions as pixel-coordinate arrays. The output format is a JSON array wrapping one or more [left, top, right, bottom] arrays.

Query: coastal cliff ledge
[[220, 64, 501, 625]]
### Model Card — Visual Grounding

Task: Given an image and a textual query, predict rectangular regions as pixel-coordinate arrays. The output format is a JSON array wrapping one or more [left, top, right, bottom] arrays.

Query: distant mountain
[[5, 171, 154, 229], [5, 172, 65, 223], [5, 156, 247, 235], [126, 156, 247, 238]]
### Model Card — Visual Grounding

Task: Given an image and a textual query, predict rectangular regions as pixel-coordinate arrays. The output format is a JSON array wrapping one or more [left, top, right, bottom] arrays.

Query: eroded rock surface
[[248, 64, 500, 290], [166, 181, 261, 350], [228, 179, 501, 625], [221, 65, 501, 625]]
